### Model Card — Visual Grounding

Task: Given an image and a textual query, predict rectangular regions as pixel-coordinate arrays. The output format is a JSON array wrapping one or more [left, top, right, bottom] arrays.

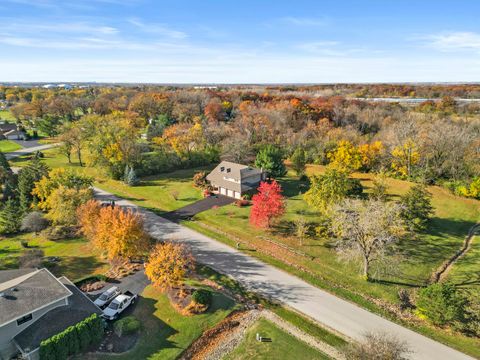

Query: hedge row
[[39, 313, 104, 360]]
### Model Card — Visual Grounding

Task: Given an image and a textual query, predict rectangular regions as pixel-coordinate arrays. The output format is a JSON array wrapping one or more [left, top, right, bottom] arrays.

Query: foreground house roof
[[14, 277, 102, 353], [0, 268, 72, 327]]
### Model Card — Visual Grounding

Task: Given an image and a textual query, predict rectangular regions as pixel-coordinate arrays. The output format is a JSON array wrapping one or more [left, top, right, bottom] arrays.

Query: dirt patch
[[79, 280, 105, 292], [179, 309, 261, 360], [96, 328, 139, 353], [105, 260, 143, 280]]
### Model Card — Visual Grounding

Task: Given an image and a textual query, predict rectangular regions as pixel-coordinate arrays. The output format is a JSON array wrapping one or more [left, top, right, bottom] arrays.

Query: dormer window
[[220, 167, 225, 172], [227, 168, 231, 173]]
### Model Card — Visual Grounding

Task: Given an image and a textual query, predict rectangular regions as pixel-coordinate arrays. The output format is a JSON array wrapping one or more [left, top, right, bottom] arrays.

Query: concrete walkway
[[5, 143, 59, 160], [95, 187, 472, 360]]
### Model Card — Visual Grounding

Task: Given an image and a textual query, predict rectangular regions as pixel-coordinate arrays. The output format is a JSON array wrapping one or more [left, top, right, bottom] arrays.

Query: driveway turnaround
[[163, 194, 235, 222], [95, 186, 472, 360]]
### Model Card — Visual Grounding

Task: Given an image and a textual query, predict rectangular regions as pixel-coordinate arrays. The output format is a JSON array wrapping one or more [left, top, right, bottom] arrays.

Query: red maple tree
[[250, 180, 285, 229]]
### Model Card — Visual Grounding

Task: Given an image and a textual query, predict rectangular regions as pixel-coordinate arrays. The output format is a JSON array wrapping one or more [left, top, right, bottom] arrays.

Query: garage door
[[234, 192, 241, 199], [227, 189, 234, 198], [220, 187, 227, 195]]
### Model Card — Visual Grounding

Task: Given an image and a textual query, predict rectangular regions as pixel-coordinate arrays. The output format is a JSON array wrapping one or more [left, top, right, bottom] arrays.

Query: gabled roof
[[14, 276, 101, 354], [0, 268, 72, 326], [206, 161, 264, 192]]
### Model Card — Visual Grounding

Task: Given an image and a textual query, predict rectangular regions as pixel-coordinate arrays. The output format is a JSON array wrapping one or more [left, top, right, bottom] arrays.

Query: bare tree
[[21, 211, 49, 234], [330, 199, 405, 280], [342, 332, 412, 360], [294, 217, 308, 246]]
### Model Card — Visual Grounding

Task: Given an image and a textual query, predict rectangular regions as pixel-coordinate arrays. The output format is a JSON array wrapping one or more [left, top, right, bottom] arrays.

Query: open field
[[0, 140, 22, 152], [0, 233, 108, 280], [92, 285, 236, 360], [9, 150, 480, 357], [224, 318, 330, 360]]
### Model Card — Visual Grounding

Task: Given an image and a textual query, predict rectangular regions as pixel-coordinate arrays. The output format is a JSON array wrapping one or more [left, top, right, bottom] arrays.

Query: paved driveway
[[88, 270, 149, 298], [5, 143, 59, 160], [163, 194, 235, 222], [93, 187, 473, 360]]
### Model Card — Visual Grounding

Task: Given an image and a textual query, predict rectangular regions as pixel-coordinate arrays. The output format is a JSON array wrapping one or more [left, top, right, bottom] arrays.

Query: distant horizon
[[1, 0, 480, 82]]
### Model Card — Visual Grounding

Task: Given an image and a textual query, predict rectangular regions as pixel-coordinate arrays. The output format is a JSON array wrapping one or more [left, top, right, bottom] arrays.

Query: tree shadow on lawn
[[278, 177, 310, 198], [47, 255, 107, 280], [113, 296, 179, 359]]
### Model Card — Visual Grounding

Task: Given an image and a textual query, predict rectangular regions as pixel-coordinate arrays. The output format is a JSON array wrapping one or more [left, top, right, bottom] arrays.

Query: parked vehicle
[[102, 291, 137, 320], [94, 286, 120, 309]]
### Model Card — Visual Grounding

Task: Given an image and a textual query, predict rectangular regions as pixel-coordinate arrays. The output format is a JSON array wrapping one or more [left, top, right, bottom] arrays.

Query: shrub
[[193, 171, 208, 189], [416, 283, 465, 326], [342, 332, 411, 360], [234, 199, 250, 207], [43, 225, 78, 240], [192, 289, 212, 306], [21, 211, 50, 234], [113, 316, 141, 337], [39, 313, 103, 360]]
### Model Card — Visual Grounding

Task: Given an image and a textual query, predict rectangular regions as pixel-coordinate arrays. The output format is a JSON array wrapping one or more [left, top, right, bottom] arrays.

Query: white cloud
[[279, 16, 328, 27], [128, 18, 187, 39], [424, 31, 480, 52]]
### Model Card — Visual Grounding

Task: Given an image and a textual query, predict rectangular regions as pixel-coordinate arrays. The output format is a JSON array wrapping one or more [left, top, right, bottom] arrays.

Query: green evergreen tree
[[0, 151, 11, 172], [400, 183, 433, 231], [124, 165, 139, 186], [255, 145, 286, 178], [0, 199, 21, 234], [17, 157, 49, 213], [290, 147, 306, 177]]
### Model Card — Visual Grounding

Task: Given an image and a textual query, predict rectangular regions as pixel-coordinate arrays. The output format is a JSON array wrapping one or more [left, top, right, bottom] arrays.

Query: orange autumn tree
[[77, 201, 150, 261], [250, 180, 285, 229], [145, 242, 195, 290]]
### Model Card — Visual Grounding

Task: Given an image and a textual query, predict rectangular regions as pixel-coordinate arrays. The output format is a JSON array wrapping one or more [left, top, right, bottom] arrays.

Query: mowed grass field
[[0, 233, 108, 280], [10, 149, 480, 356], [0, 140, 22, 152], [224, 318, 329, 360]]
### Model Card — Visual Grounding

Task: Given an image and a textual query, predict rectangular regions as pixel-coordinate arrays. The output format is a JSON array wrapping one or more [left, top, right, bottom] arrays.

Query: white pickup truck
[[102, 291, 137, 320]]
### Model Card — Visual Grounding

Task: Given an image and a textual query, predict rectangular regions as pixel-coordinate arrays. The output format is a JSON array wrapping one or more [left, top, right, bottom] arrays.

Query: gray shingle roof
[[14, 276, 101, 353], [206, 161, 264, 193], [0, 269, 72, 326]]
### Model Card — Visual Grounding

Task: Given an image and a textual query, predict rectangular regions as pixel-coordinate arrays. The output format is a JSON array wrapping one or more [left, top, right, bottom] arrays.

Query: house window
[[17, 314, 33, 326], [220, 167, 225, 172], [226, 168, 231, 173]]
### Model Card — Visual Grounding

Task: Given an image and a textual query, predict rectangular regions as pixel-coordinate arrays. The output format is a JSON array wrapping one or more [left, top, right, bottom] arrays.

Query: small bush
[[20, 240, 29, 248], [21, 211, 49, 234], [416, 283, 465, 326], [44, 225, 78, 240], [234, 199, 250, 207], [192, 289, 212, 306], [113, 316, 141, 337]]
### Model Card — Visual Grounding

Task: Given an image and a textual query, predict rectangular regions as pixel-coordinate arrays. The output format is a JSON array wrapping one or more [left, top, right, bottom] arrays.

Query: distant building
[[0, 268, 101, 360], [206, 161, 266, 199]]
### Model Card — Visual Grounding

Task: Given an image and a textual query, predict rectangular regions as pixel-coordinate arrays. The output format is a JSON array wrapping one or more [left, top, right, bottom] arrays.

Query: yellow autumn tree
[[44, 186, 93, 225], [391, 140, 420, 178], [79, 204, 150, 261], [145, 242, 195, 291], [358, 141, 385, 171], [77, 200, 103, 241], [327, 140, 362, 172], [154, 120, 205, 158]]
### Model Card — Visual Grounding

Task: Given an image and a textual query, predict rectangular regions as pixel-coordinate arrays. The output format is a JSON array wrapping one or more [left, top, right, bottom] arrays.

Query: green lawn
[[0, 109, 15, 121], [11, 148, 205, 214], [224, 318, 329, 360], [9, 150, 480, 357], [0, 140, 22, 152], [0, 233, 108, 280], [93, 285, 236, 360]]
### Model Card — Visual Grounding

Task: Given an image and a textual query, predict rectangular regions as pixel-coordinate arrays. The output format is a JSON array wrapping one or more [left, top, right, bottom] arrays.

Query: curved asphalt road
[[94, 187, 473, 360]]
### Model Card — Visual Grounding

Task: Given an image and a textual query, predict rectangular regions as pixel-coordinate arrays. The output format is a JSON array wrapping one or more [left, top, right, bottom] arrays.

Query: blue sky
[[1, 0, 480, 83]]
